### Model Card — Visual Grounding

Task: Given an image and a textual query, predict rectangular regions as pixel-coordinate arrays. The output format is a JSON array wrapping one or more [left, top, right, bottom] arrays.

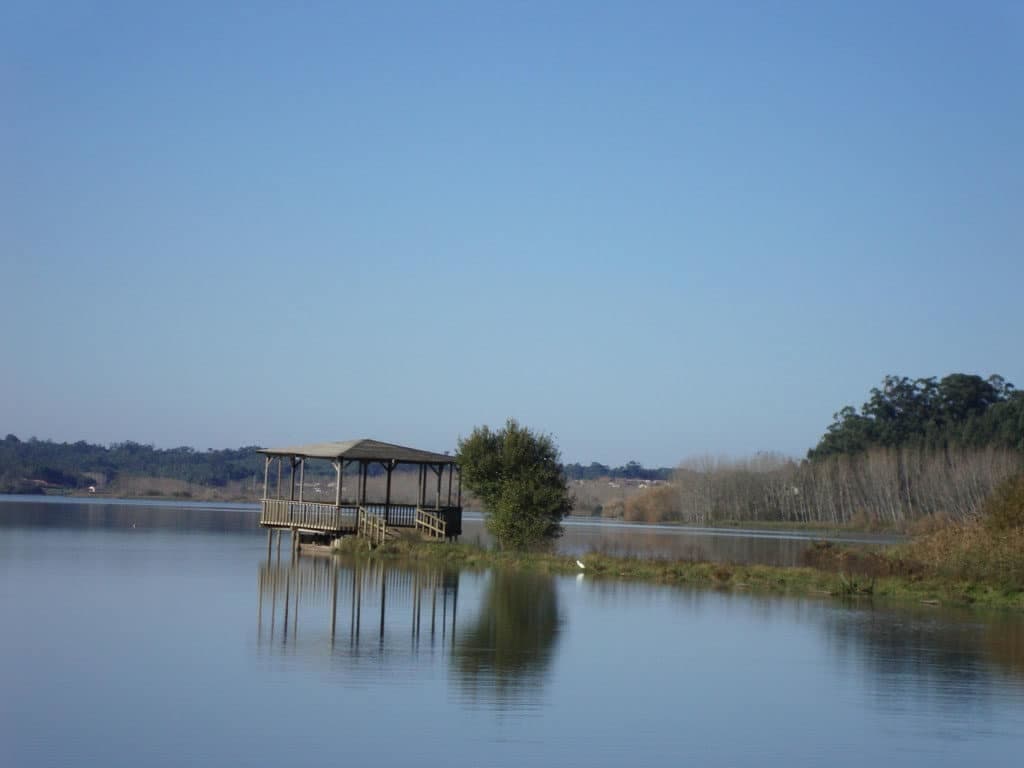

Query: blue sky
[[2, 1, 1022, 466]]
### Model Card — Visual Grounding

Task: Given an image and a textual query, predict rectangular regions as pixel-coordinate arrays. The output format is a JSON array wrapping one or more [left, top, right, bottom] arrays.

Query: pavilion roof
[[257, 438, 456, 465]]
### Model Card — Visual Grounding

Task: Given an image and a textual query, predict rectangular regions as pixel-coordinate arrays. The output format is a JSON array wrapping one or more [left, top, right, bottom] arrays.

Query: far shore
[[6, 488, 904, 537]]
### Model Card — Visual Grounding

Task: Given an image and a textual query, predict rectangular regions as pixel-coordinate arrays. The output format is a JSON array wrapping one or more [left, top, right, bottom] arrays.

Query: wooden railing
[[362, 503, 417, 527], [260, 499, 358, 533], [415, 508, 447, 539], [357, 506, 388, 546], [261, 499, 462, 542]]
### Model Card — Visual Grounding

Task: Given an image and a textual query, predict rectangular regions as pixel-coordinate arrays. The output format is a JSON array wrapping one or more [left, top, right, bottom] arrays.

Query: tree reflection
[[453, 570, 561, 704], [820, 601, 1024, 710]]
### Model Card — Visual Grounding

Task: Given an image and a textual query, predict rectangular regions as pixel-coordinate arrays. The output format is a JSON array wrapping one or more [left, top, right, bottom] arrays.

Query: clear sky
[[2, 1, 1022, 466]]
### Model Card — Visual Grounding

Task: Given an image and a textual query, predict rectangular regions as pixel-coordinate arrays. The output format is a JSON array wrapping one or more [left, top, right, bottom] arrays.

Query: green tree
[[456, 419, 573, 549]]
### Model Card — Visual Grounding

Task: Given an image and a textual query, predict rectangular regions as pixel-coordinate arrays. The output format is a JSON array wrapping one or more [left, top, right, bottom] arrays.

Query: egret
[[576, 560, 585, 569]]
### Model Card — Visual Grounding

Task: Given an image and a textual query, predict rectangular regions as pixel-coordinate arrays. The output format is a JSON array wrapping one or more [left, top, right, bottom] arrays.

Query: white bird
[[576, 560, 585, 569]]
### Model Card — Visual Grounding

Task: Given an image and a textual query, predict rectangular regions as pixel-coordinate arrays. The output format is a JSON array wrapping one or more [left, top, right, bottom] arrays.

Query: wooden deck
[[260, 499, 462, 543]]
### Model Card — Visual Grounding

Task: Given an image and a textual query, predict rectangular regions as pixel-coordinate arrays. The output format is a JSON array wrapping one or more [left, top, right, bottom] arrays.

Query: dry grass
[[894, 522, 1024, 589]]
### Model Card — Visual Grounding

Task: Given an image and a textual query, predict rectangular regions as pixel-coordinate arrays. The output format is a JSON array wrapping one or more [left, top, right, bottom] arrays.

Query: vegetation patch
[[333, 525, 1024, 612]]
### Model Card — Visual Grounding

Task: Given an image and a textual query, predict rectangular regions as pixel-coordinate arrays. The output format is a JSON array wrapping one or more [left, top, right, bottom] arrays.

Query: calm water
[[1, 499, 1022, 767], [0, 495, 900, 565]]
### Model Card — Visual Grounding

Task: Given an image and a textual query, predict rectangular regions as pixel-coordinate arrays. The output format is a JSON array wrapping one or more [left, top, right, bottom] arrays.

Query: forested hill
[[0, 436, 264, 494], [809, 373, 1024, 459], [0, 434, 672, 494], [563, 461, 674, 482]]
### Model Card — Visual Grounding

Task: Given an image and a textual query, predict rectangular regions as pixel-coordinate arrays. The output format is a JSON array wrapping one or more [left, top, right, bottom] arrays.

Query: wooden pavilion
[[257, 439, 462, 550]]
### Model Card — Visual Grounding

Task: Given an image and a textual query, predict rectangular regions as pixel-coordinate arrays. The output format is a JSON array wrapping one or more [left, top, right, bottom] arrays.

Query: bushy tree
[[457, 419, 573, 549], [809, 373, 1020, 459]]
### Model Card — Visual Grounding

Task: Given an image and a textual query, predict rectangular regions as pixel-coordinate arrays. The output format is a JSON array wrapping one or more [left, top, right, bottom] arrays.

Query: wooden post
[[276, 457, 282, 499], [298, 458, 305, 503], [262, 456, 270, 500], [334, 460, 342, 507], [457, 466, 462, 508], [435, 463, 442, 509], [330, 563, 338, 642], [379, 566, 387, 641], [360, 461, 368, 506], [266, 528, 272, 558], [450, 586, 457, 646], [418, 465, 425, 507], [447, 463, 453, 507], [289, 458, 296, 501], [384, 461, 393, 525]]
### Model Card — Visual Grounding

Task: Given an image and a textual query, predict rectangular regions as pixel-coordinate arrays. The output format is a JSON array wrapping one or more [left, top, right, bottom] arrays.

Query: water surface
[[1, 499, 1022, 767], [2, 495, 899, 565]]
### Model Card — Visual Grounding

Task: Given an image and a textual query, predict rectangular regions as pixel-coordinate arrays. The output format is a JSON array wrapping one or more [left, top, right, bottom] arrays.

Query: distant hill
[[0, 435, 265, 494], [0, 433, 673, 495], [563, 461, 674, 482]]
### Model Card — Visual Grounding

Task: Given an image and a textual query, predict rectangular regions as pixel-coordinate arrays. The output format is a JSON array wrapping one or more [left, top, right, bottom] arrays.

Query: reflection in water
[[821, 602, 1024, 694], [255, 553, 562, 704], [453, 571, 561, 705], [0, 496, 259, 534], [257, 554, 460, 653]]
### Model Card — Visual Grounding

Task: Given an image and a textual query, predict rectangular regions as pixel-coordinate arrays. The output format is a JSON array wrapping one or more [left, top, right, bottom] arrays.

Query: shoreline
[[330, 538, 1024, 612], [3, 491, 902, 537], [3, 494, 1017, 609]]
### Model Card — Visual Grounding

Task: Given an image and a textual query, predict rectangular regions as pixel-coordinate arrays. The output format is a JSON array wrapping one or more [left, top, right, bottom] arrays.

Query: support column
[[384, 461, 393, 525], [334, 460, 342, 507], [330, 564, 338, 643], [289, 458, 296, 501], [457, 467, 462, 508], [262, 456, 270, 500], [435, 463, 442, 510], [276, 457, 282, 499], [418, 465, 425, 507], [447, 464, 453, 507], [298, 458, 305, 503], [360, 461, 368, 506]]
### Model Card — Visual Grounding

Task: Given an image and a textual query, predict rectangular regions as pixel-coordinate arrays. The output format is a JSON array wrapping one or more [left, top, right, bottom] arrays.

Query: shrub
[[457, 419, 573, 550], [624, 485, 680, 523], [983, 473, 1024, 531]]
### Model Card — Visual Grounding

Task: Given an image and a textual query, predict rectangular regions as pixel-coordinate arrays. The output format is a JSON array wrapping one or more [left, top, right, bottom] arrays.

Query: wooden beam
[[298, 458, 305, 503], [262, 455, 270, 501], [385, 460, 393, 525], [435, 463, 442, 509], [334, 460, 342, 507], [447, 463, 453, 507]]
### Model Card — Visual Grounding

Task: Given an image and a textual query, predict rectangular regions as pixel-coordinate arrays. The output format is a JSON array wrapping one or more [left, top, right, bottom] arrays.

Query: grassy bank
[[332, 531, 1024, 612]]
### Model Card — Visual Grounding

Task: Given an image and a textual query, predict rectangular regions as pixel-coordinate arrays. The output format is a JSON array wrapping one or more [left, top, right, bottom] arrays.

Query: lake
[[1, 498, 1022, 767]]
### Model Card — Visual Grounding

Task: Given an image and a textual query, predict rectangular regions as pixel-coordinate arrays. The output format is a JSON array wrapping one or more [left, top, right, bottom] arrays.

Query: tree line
[[810, 373, 1023, 458], [0, 432, 670, 497], [0, 435, 265, 494], [563, 461, 673, 482]]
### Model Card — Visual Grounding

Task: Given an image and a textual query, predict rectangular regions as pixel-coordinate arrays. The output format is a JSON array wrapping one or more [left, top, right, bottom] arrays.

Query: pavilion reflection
[[257, 553, 460, 652], [255, 552, 564, 704]]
